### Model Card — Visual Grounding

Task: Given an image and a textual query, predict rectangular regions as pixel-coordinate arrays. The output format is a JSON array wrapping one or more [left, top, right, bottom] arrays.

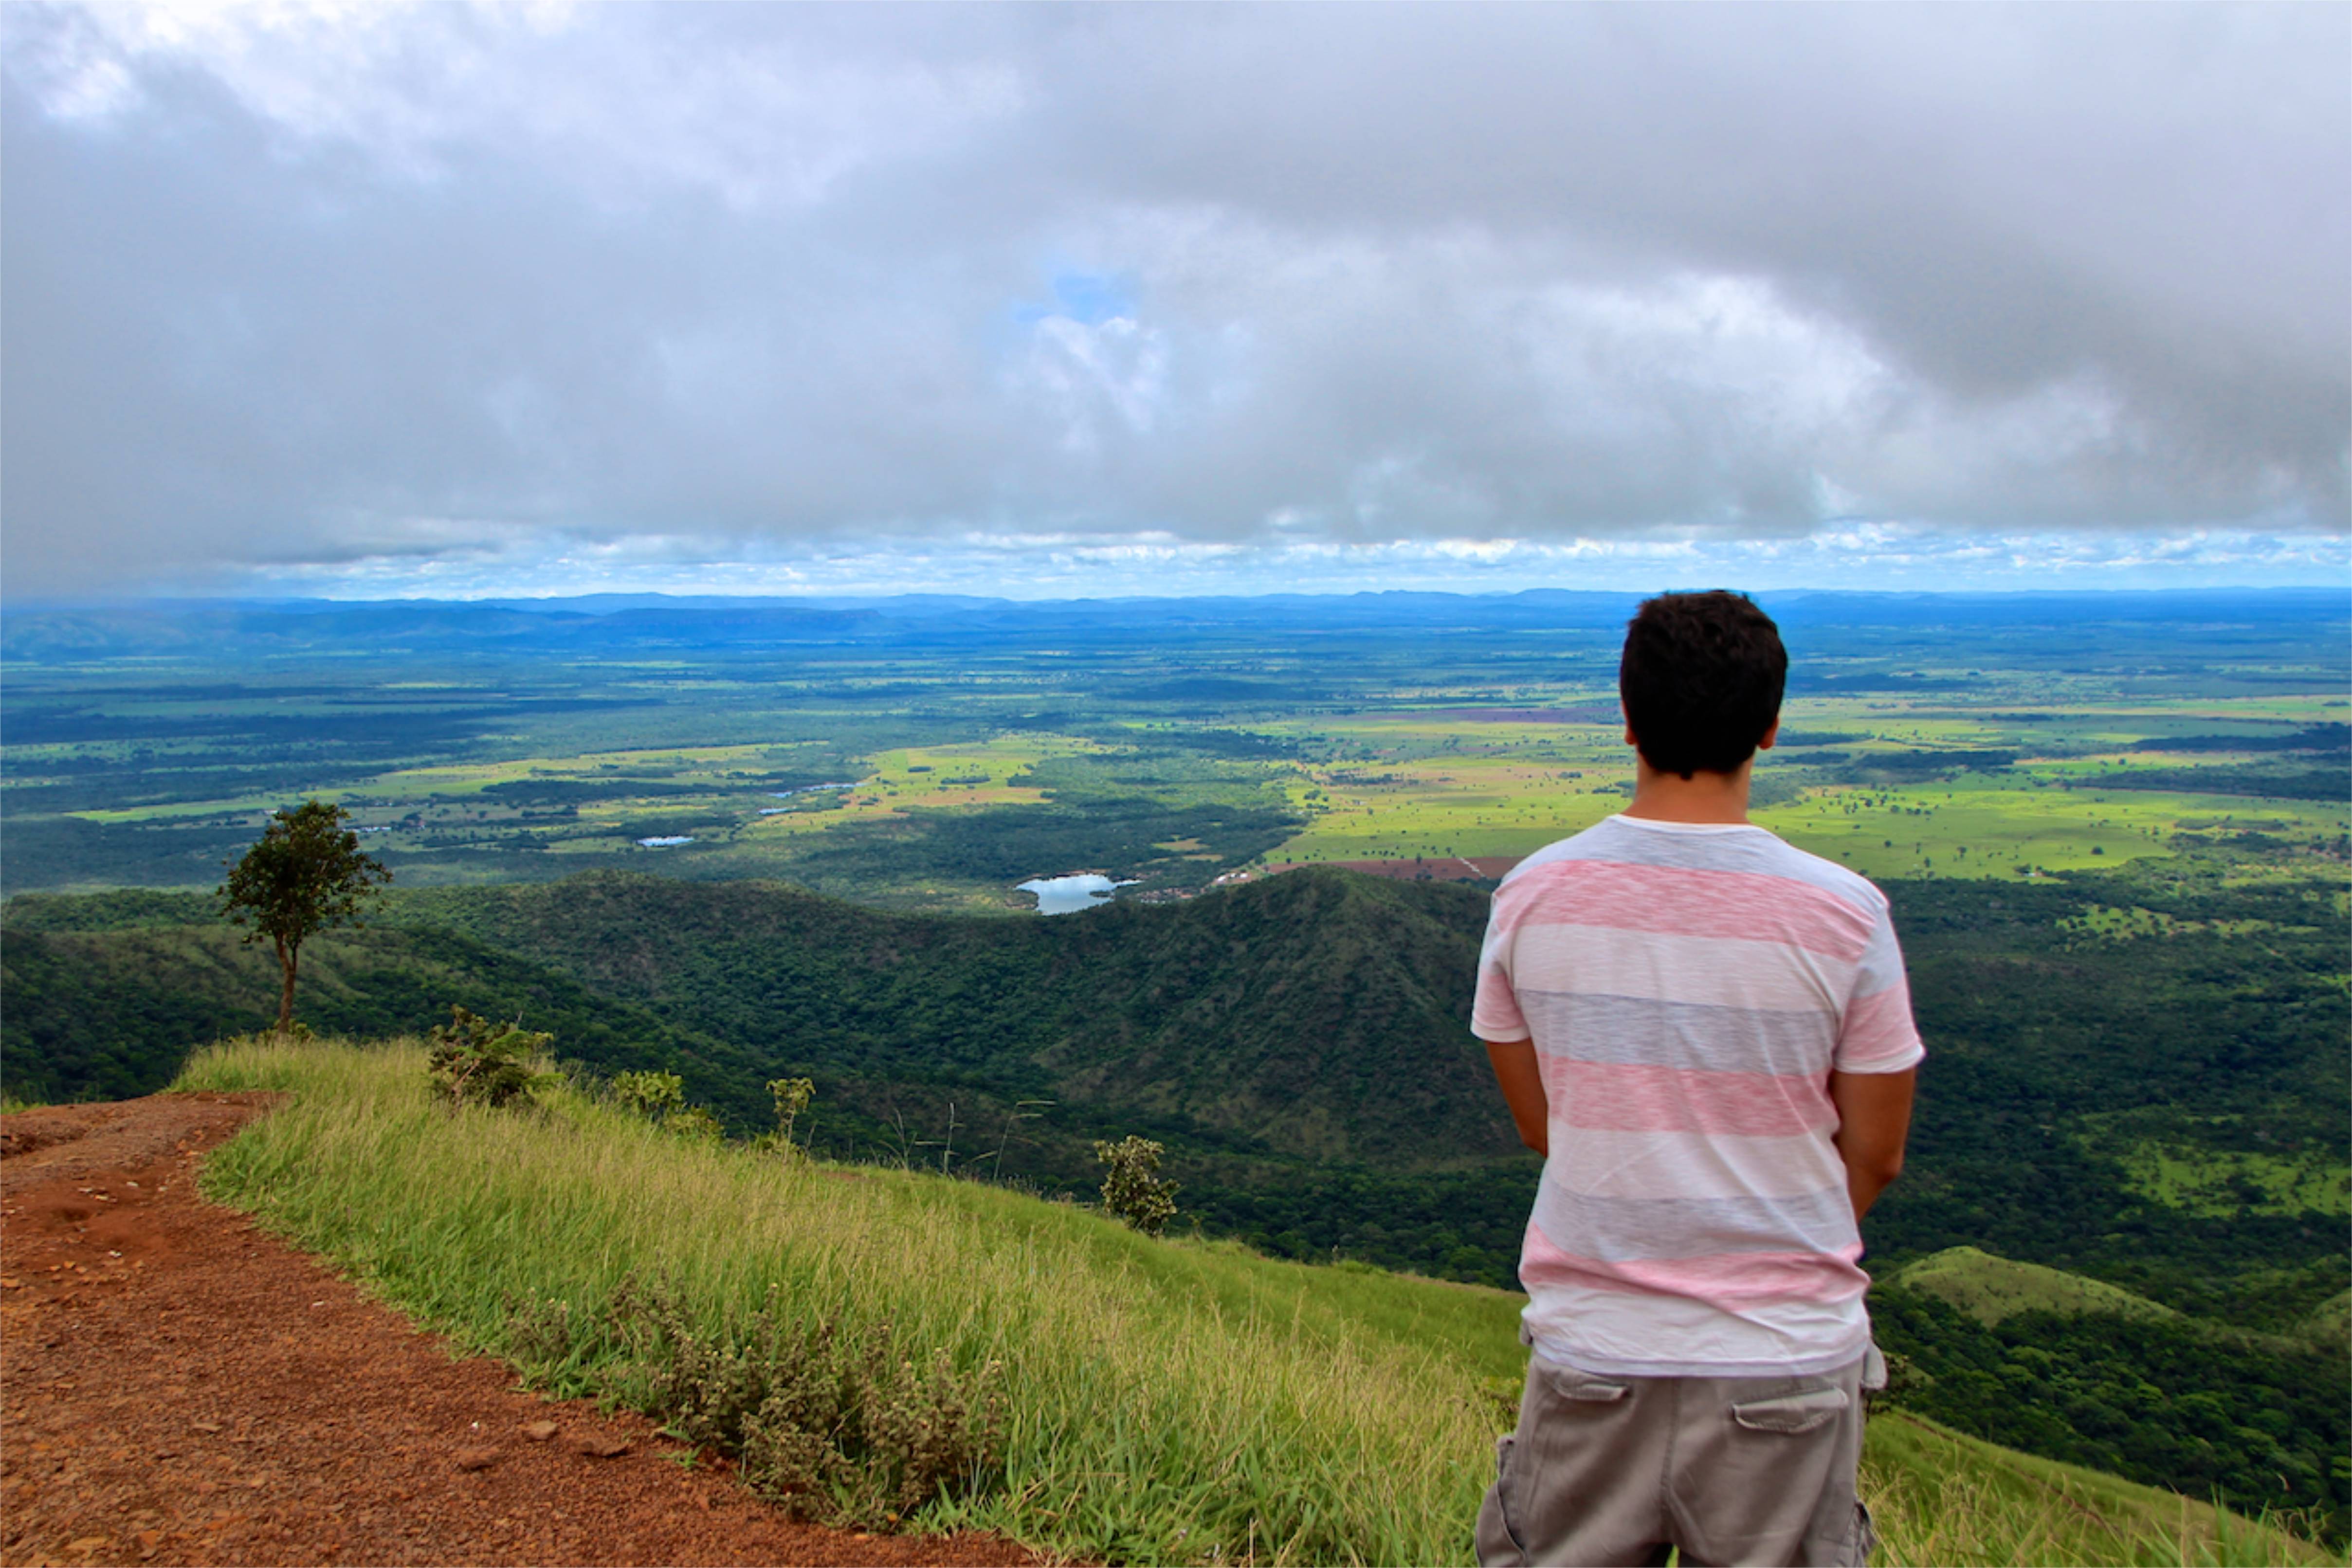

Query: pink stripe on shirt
[[1522, 1221, 1867, 1309], [1488, 859, 1876, 960], [1547, 1057, 1837, 1137]]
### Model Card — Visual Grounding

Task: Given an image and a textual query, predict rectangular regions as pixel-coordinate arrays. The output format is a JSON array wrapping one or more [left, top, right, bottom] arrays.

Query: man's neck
[[1621, 758, 1756, 824]]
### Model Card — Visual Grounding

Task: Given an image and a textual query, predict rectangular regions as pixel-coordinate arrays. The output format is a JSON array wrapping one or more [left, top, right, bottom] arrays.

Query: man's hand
[[1830, 1067, 1915, 1221], [1485, 1038, 1549, 1156]]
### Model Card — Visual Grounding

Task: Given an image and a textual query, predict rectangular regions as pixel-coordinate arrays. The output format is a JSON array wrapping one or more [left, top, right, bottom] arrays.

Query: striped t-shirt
[[1473, 813, 1925, 1377]]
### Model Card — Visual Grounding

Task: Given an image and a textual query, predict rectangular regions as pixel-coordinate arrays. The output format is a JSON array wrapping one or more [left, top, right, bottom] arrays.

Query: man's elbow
[[1857, 1146, 1905, 1186]]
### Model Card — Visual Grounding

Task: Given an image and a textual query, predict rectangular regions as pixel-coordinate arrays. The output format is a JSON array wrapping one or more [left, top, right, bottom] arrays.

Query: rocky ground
[[0, 1094, 1040, 1568]]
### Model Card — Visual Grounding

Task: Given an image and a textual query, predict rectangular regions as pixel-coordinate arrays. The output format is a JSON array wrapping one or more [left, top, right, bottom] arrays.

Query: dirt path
[[0, 1094, 1041, 1568]]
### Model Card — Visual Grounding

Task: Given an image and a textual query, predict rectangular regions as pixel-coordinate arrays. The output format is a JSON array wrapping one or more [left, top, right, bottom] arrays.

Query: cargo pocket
[[1849, 1500, 1878, 1566], [1727, 1386, 1850, 1435], [1533, 1361, 1629, 1404], [1475, 1434, 1529, 1565]]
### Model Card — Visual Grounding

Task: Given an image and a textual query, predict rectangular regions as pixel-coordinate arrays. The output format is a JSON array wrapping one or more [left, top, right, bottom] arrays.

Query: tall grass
[[174, 1036, 2334, 1568], [179, 1036, 1497, 1564], [1861, 1414, 2334, 1568]]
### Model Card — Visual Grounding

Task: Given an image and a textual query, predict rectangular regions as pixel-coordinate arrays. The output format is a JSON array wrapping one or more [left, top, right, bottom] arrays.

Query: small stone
[[520, 1421, 560, 1442], [191, 1422, 223, 1434], [571, 1433, 630, 1459], [454, 1446, 500, 1472]]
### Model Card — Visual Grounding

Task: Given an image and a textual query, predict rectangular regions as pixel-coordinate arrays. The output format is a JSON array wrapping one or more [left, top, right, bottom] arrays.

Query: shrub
[[1094, 1135, 1179, 1237], [667, 1104, 726, 1142], [768, 1076, 816, 1144], [612, 1069, 685, 1118], [425, 1005, 554, 1109], [613, 1276, 1004, 1529]]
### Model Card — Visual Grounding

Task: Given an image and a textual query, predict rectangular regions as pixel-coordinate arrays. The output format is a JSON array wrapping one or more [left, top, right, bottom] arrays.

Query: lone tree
[[1094, 1135, 1179, 1237], [218, 800, 391, 1033]]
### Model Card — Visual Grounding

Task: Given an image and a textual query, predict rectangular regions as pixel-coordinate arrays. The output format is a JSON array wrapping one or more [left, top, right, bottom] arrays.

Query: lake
[[1018, 873, 1130, 914]]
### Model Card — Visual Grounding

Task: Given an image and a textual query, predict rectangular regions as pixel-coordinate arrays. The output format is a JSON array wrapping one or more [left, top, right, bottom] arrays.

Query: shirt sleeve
[[1471, 889, 1531, 1041], [1834, 895, 1926, 1073]]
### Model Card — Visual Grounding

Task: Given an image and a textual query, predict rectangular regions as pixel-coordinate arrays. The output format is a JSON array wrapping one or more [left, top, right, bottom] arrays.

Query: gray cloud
[[2, 1, 2343, 597]]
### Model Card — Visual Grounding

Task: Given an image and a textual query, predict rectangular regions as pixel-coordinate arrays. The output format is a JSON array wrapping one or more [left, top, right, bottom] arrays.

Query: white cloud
[[1, 3, 2342, 598], [215, 523, 2347, 603]]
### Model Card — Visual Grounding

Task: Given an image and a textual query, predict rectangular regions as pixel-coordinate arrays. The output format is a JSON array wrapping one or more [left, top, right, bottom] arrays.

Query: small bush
[[425, 1005, 554, 1109], [666, 1104, 726, 1142], [1095, 1135, 1179, 1237], [611, 1068, 685, 1117], [768, 1076, 815, 1143], [612, 1276, 1004, 1529]]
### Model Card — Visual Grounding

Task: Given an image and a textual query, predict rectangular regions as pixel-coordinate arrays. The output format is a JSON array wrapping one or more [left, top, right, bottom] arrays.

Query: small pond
[[636, 835, 695, 848], [1018, 873, 1133, 914]]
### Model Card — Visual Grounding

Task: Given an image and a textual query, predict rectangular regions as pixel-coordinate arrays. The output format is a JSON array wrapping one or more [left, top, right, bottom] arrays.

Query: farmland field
[[3, 591, 2344, 905]]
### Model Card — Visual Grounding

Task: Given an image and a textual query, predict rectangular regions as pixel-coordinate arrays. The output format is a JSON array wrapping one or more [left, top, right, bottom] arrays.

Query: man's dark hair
[[1619, 591, 1787, 780]]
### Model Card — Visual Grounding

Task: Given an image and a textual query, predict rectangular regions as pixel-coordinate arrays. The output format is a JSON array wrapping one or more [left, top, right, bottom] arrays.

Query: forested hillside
[[2, 871, 1524, 1270]]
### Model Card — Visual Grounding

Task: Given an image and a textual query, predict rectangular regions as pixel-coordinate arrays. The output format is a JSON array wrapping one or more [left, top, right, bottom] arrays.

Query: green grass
[[1860, 1413, 2336, 1568], [170, 1036, 2334, 1567], [1894, 1247, 2182, 1327], [177, 1035, 1504, 1564], [2111, 1144, 2352, 1220]]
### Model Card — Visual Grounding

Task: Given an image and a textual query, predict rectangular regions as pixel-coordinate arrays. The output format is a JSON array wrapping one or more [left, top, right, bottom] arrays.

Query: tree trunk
[[276, 937, 299, 1034]]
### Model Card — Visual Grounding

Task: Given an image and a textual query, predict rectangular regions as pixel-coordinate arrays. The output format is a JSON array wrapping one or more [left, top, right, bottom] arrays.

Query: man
[[1473, 591, 1922, 1568]]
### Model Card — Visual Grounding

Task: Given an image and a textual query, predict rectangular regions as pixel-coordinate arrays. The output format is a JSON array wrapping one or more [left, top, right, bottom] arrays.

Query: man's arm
[[1829, 1067, 1915, 1222], [1486, 1038, 1549, 1157]]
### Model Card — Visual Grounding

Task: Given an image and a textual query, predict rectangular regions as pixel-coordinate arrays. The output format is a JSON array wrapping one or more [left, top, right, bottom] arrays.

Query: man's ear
[[1757, 718, 1781, 752]]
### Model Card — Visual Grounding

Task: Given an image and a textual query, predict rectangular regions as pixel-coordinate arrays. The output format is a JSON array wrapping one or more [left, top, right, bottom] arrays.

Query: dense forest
[[1872, 1286, 2349, 1543]]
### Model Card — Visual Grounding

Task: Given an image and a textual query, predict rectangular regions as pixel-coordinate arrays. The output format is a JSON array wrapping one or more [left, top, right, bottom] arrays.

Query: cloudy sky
[[4, 2, 2345, 600]]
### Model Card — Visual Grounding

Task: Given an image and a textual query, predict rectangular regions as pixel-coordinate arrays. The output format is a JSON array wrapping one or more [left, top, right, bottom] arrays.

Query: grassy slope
[[173, 1036, 2329, 1568], [1896, 1246, 2183, 1326]]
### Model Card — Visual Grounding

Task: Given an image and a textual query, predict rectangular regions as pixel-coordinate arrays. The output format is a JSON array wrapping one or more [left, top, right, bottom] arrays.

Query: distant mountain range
[[6, 587, 2345, 663]]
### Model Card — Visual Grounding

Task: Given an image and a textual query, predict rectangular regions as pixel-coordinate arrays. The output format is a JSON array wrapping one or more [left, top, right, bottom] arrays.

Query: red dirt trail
[[0, 1094, 1041, 1568]]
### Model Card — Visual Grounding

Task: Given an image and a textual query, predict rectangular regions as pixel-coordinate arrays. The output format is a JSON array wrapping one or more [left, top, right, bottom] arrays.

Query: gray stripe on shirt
[[1532, 1179, 1860, 1261], [1519, 990, 1839, 1078]]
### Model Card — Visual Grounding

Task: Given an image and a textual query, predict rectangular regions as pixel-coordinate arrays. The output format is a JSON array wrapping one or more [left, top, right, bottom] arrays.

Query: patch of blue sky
[[1014, 269, 1136, 327]]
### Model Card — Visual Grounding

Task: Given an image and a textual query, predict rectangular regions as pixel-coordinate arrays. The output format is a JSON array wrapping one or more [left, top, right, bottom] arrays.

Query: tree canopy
[[217, 800, 390, 1031]]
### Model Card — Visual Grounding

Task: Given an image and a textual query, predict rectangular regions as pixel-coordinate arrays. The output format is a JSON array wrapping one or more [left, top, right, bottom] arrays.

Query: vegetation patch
[[178, 1036, 1504, 1565], [1893, 1247, 2180, 1327], [2111, 1142, 2351, 1220]]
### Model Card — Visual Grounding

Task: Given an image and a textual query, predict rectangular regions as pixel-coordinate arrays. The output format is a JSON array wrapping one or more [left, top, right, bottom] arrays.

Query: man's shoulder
[[1494, 817, 1641, 893], [1495, 814, 1889, 915], [1738, 826, 1892, 913]]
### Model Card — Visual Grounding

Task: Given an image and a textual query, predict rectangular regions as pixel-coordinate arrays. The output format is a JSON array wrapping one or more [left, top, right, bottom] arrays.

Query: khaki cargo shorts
[[1475, 1351, 1877, 1567]]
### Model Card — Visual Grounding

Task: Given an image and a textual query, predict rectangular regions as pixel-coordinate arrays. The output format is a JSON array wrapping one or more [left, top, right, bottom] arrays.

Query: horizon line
[[6, 583, 2348, 613]]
